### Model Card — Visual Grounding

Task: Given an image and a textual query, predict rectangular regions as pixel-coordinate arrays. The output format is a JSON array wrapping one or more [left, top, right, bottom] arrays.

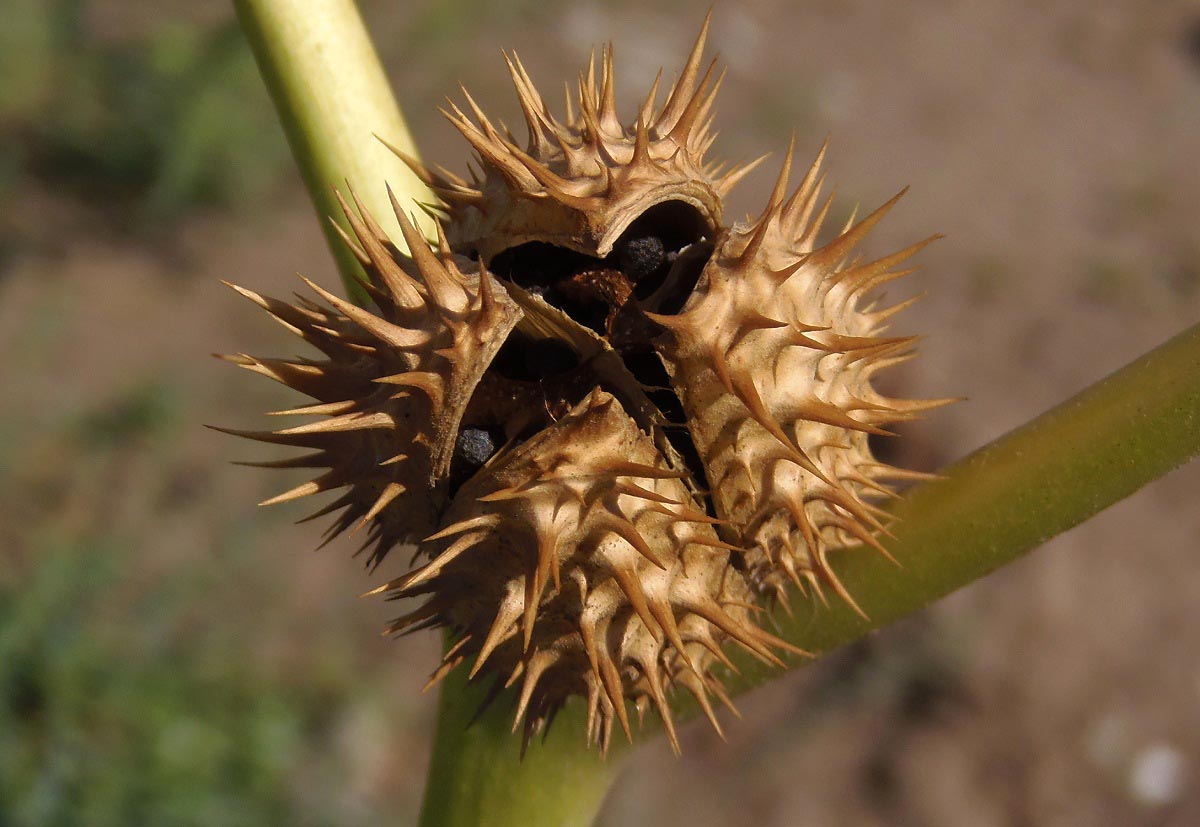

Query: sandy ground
[[1, 0, 1198, 824]]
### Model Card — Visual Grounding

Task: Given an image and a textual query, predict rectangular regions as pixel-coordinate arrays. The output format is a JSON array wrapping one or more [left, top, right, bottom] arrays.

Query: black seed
[[456, 428, 498, 468], [448, 426, 504, 492], [618, 235, 666, 282]]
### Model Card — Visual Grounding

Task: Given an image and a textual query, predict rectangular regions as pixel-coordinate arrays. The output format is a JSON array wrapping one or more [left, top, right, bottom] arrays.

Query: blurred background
[[1, 0, 1197, 824]]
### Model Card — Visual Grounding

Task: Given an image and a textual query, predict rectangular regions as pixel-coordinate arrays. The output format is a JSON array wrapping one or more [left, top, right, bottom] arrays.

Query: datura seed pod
[[219, 12, 947, 754]]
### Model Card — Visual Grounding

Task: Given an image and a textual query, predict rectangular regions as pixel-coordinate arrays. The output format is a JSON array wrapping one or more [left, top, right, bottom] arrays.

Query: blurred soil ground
[[1, 1, 1198, 825]]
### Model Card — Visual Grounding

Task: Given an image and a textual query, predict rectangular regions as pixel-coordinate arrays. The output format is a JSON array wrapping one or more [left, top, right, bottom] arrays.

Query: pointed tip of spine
[[717, 151, 771, 196], [656, 9, 714, 133], [768, 132, 796, 209]]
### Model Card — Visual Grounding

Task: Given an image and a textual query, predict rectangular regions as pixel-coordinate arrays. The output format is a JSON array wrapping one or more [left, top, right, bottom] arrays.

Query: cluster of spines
[[377, 390, 796, 753], [648, 139, 951, 607], [392, 11, 769, 260], [217, 189, 520, 567]]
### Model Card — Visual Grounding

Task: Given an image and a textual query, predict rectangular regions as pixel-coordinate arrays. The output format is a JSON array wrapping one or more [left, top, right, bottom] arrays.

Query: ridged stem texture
[[233, 2, 1200, 825]]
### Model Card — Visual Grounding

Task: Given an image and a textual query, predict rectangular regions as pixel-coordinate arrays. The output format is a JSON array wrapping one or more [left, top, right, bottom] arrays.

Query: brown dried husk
[[221, 12, 945, 753]]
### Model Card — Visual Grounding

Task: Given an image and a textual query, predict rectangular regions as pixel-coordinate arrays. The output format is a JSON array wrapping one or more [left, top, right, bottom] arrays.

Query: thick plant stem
[[418, 661, 621, 827], [417, 322, 1200, 826], [233, 0, 433, 302]]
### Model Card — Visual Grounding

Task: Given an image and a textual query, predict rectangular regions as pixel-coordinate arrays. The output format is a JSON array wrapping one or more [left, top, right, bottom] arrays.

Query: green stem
[[233, 0, 433, 302], [418, 658, 620, 827]]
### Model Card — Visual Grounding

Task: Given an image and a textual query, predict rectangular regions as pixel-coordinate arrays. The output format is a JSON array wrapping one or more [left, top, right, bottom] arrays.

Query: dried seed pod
[[221, 12, 944, 751]]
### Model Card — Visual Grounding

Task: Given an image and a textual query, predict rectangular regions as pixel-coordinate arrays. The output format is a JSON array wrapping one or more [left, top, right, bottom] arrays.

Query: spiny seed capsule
[[219, 11, 948, 754]]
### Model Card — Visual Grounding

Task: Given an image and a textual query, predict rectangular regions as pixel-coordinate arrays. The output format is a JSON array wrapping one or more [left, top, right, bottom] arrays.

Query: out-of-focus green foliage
[[0, 374, 419, 827], [1, 535, 325, 827], [0, 0, 288, 219]]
